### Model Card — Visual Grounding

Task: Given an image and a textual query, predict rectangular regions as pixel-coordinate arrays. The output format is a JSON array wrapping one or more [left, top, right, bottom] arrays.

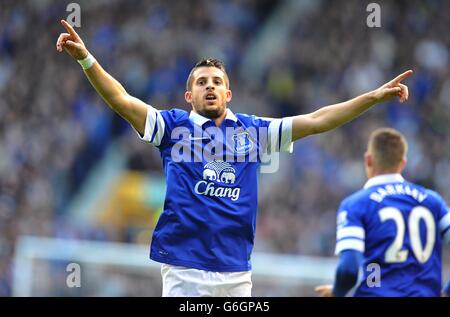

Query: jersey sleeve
[[253, 116, 294, 154], [334, 199, 366, 255], [134, 104, 166, 147], [332, 249, 363, 297]]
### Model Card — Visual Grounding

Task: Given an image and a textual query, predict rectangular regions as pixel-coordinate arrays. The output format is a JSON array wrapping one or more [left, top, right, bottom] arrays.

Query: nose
[[206, 81, 215, 90]]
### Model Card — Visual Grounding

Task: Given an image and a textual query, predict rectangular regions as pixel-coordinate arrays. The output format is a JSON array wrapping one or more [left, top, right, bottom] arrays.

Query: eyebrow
[[196, 76, 223, 82]]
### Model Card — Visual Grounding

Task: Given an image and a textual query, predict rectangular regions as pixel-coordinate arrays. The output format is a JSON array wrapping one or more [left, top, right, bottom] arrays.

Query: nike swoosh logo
[[189, 134, 209, 141]]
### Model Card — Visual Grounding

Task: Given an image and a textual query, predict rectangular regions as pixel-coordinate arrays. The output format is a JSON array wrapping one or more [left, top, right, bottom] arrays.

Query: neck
[[194, 108, 228, 127], [368, 170, 402, 179], [213, 111, 227, 127]]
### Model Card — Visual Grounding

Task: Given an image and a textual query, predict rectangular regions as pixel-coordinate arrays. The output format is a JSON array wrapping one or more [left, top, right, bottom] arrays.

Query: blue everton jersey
[[136, 104, 293, 272], [335, 174, 450, 297]]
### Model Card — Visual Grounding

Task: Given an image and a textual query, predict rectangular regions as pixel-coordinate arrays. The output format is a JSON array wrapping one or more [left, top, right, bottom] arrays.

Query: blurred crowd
[[257, 0, 450, 256], [1, 0, 450, 296]]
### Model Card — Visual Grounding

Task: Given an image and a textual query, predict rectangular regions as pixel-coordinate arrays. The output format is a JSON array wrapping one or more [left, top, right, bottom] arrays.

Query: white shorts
[[161, 264, 252, 297]]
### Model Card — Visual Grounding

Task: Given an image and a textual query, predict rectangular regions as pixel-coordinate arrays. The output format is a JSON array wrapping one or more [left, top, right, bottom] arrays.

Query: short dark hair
[[186, 58, 229, 91], [368, 128, 408, 171]]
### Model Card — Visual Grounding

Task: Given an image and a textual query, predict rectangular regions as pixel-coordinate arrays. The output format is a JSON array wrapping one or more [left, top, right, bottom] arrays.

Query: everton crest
[[233, 132, 254, 154]]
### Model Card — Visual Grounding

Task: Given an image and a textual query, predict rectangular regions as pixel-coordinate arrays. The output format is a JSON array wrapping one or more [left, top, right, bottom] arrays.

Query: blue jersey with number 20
[[335, 174, 450, 297]]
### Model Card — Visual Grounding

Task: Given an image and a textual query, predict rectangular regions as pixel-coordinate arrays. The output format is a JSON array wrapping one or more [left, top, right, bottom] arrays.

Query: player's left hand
[[314, 284, 335, 297], [372, 70, 413, 104], [56, 20, 89, 60]]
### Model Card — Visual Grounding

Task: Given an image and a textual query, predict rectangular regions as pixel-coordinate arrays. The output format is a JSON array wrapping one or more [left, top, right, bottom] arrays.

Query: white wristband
[[77, 53, 96, 70]]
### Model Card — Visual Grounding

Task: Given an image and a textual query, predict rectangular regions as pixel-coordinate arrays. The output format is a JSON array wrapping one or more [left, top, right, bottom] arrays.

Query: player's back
[[337, 176, 449, 297]]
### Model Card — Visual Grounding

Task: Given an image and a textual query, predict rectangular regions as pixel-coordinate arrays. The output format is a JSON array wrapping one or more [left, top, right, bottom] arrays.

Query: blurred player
[[56, 20, 412, 297], [315, 128, 450, 297]]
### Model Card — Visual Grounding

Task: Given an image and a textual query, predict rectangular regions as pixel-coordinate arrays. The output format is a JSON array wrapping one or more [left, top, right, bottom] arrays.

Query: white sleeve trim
[[336, 226, 365, 241], [267, 118, 293, 154], [280, 117, 293, 153], [335, 239, 365, 255], [134, 104, 165, 146], [439, 213, 450, 234]]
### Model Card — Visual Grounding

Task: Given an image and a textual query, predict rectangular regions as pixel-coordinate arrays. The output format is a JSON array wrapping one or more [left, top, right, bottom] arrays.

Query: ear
[[226, 89, 232, 103], [185, 91, 192, 103], [364, 151, 372, 168], [399, 158, 407, 172]]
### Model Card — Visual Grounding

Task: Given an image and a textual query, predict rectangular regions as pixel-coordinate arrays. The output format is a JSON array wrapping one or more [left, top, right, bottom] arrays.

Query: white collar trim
[[364, 174, 405, 189], [189, 108, 237, 126]]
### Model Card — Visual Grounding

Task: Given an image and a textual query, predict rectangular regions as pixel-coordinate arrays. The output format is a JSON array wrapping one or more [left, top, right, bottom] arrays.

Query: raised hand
[[314, 284, 334, 297], [373, 70, 413, 104], [56, 20, 88, 60]]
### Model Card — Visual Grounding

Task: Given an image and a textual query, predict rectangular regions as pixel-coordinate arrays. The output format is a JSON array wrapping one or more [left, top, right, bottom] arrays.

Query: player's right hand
[[314, 284, 334, 297], [56, 20, 88, 60]]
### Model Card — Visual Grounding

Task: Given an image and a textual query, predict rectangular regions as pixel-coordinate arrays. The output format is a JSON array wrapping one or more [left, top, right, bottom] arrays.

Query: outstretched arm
[[56, 20, 148, 135], [292, 70, 413, 141]]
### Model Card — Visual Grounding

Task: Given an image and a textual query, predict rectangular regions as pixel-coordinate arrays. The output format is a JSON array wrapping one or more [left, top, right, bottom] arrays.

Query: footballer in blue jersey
[[137, 106, 294, 272], [316, 128, 450, 297], [57, 20, 413, 296]]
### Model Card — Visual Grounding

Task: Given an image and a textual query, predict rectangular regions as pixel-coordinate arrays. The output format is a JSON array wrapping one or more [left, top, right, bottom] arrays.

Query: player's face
[[185, 67, 232, 119]]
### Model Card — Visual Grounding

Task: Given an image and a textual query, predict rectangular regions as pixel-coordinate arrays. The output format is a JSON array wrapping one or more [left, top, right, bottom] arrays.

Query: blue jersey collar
[[189, 108, 238, 126], [364, 173, 405, 189]]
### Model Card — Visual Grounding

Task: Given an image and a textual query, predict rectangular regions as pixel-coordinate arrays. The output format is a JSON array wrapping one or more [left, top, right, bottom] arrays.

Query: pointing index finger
[[61, 20, 79, 39], [391, 70, 414, 84]]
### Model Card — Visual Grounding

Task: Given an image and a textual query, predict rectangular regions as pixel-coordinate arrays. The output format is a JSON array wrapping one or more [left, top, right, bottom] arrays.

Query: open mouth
[[205, 93, 217, 101]]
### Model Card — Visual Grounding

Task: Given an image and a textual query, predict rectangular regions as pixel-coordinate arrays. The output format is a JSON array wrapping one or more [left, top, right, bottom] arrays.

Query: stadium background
[[1, 0, 449, 296]]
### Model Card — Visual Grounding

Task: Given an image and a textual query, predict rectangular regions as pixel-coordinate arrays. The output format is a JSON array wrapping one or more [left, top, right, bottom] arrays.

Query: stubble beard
[[196, 101, 226, 120]]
